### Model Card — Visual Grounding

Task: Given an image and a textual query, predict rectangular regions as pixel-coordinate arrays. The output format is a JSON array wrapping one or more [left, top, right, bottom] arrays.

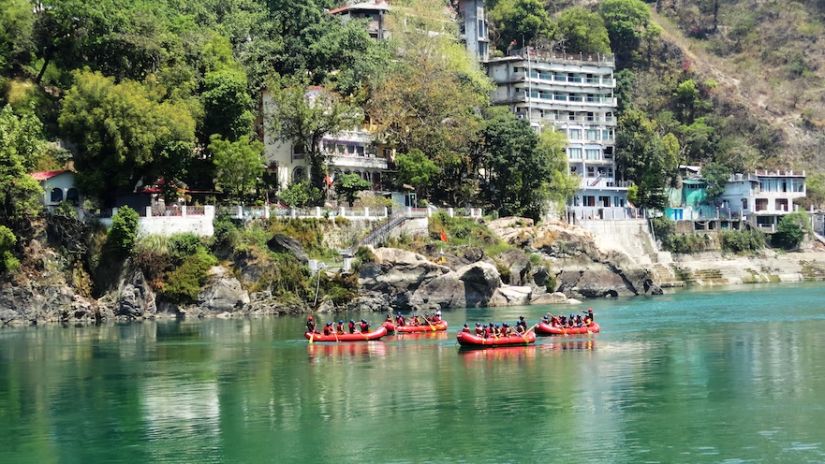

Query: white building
[[720, 170, 806, 231], [31, 170, 80, 207], [262, 88, 389, 192], [486, 48, 628, 219]]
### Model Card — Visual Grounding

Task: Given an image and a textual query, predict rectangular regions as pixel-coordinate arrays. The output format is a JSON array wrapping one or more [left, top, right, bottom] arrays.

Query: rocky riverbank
[[3, 215, 825, 326]]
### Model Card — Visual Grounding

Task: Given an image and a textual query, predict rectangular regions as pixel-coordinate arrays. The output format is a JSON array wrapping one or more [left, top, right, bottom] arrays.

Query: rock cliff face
[[488, 217, 663, 299]]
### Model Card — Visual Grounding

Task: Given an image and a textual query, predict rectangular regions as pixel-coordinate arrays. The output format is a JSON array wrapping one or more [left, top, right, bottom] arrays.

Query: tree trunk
[[35, 55, 50, 84]]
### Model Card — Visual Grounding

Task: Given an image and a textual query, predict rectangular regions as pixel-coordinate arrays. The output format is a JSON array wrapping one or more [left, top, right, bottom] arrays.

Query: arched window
[[66, 188, 80, 206], [50, 188, 63, 203], [292, 167, 306, 183]]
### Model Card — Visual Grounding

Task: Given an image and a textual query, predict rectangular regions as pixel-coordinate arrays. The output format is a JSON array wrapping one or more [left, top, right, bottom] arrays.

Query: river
[[2, 283, 825, 463]]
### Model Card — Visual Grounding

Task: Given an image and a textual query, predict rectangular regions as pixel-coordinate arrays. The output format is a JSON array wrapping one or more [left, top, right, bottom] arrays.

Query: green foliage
[[108, 206, 139, 257], [268, 219, 338, 260], [488, 0, 555, 50], [354, 246, 377, 264], [557, 7, 611, 55], [701, 161, 732, 199], [0, 0, 35, 75], [773, 211, 810, 250], [616, 109, 679, 208], [334, 173, 370, 207], [202, 69, 255, 140], [209, 134, 264, 201], [0, 225, 20, 273], [168, 233, 204, 262], [0, 106, 44, 221], [650, 216, 709, 254], [279, 181, 321, 208], [479, 109, 574, 219], [428, 212, 511, 257], [160, 248, 218, 303], [395, 149, 441, 200], [721, 229, 766, 254], [599, 0, 658, 65], [58, 70, 196, 203], [132, 235, 174, 288]]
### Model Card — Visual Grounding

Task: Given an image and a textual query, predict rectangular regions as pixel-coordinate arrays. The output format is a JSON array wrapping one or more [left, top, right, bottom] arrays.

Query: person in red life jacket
[[385, 314, 393, 324], [322, 322, 333, 336], [412, 315, 420, 326], [336, 320, 345, 334], [587, 308, 595, 322], [434, 310, 442, 322], [306, 315, 316, 333], [348, 320, 356, 334], [551, 315, 561, 327], [575, 314, 583, 327], [462, 323, 470, 333], [359, 319, 370, 333], [475, 323, 484, 336], [484, 323, 493, 338], [494, 324, 502, 337]]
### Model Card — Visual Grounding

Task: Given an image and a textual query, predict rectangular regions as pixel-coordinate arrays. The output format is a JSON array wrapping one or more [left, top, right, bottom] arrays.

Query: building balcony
[[504, 95, 617, 109], [327, 154, 388, 171]]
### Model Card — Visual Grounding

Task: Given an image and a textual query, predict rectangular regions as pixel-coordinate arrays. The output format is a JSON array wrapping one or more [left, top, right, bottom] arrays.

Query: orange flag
[[440, 229, 448, 242]]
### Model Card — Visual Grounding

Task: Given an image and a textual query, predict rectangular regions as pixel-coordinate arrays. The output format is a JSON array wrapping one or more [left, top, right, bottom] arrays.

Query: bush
[[169, 233, 203, 261], [160, 248, 218, 303], [721, 229, 766, 254], [212, 215, 239, 250], [132, 235, 174, 289], [279, 181, 321, 207], [772, 211, 810, 250], [0, 225, 19, 274], [108, 206, 139, 257]]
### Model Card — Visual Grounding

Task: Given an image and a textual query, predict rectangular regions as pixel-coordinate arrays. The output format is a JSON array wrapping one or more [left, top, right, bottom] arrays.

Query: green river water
[[3, 283, 825, 463]]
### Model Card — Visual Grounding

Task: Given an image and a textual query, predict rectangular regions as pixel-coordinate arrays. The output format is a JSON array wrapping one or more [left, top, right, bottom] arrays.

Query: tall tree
[[488, 0, 555, 51], [267, 82, 361, 192], [0, 106, 44, 224], [334, 173, 370, 207], [0, 0, 35, 75], [556, 7, 611, 55], [201, 69, 254, 141], [58, 71, 196, 203], [599, 0, 658, 66], [209, 134, 264, 202]]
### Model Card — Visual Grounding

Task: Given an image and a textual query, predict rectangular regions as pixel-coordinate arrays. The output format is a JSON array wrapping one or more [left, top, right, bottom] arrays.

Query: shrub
[[132, 235, 174, 288], [355, 246, 377, 264], [169, 233, 203, 261], [772, 211, 810, 250], [108, 206, 139, 257], [160, 248, 218, 303], [212, 215, 239, 250], [0, 225, 19, 274], [721, 229, 766, 254]]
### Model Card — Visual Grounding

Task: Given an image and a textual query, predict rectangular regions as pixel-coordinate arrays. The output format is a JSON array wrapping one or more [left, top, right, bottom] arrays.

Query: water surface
[[2, 283, 825, 463]]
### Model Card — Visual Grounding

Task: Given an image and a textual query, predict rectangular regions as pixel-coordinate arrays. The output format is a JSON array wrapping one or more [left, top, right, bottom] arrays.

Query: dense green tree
[[616, 109, 679, 209], [58, 71, 196, 203], [209, 135, 264, 202], [480, 109, 575, 219], [0, 0, 35, 75], [0, 225, 19, 273], [557, 7, 611, 55], [599, 0, 658, 65], [334, 173, 370, 207], [266, 82, 361, 193], [395, 149, 441, 201], [488, 0, 555, 50], [0, 106, 44, 223], [700, 160, 733, 200], [279, 181, 321, 208], [202, 69, 254, 140]]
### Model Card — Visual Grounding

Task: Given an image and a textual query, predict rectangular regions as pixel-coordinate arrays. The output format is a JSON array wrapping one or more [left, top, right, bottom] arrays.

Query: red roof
[[30, 170, 70, 181]]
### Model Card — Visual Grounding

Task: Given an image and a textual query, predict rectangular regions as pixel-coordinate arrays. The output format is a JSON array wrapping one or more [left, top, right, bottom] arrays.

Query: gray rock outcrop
[[267, 233, 309, 263], [198, 266, 250, 312], [116, 265, 156, 318]]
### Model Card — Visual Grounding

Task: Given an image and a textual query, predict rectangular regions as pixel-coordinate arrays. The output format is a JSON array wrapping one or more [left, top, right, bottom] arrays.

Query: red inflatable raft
[[456, 331, 536, 348], [535, 322, 600, 336], [305, 326, 388, 343], [383, 321, 449, 334]]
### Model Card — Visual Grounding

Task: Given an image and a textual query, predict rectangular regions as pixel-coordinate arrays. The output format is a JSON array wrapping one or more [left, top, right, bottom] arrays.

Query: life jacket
[[360, 322, 369, 333], [322, 326, 332, 335], [337, 323, 344, 333], [462, 327, 470, 333], [475, 327, 484, 336], [348, 322, 356, 334]]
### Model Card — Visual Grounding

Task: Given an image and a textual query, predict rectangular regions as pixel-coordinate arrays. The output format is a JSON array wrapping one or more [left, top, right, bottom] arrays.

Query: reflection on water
[[2, 283, 825, 463]]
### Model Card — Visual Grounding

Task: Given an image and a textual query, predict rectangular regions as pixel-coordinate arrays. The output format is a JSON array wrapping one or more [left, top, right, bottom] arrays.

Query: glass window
[[50, 188, 63, 203], [568, 148, 582, 159], [585, 149, 600, 160], [587, 129, 599, 140], [568, 129, 581, 140]]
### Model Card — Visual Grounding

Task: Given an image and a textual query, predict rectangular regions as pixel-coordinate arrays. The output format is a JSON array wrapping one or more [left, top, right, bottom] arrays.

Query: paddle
[[518, 323, 538, 343]]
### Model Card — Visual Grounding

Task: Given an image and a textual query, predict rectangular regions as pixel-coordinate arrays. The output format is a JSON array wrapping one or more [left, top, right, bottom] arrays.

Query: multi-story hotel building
[[486, 48, 629, 219]]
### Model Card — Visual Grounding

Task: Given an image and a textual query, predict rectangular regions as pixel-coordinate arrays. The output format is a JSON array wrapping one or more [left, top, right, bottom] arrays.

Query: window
[[775, 199, 789, 212], [50, 188, 63, 204], [586, 112, 595, 122], [568, 129, 581, 140], [568, 111, 575, 121], [587, 166, 596, 178], [66, 188, 79, 206], [755, 198, 768, 211], [583, 195, 596, 207], [585, 148, 600, 160], [741, 199, 748, 210], [586, 129, 599, 141], [293, 166, 307, 182], [293, 143, 305, 160], [568, 148, 582, 159]]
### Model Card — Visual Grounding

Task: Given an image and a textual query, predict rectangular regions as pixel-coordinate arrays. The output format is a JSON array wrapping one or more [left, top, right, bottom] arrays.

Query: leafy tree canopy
[[334, 173, 370, 207], [557, 7, 611, 55], [209, 134, 264, 202]]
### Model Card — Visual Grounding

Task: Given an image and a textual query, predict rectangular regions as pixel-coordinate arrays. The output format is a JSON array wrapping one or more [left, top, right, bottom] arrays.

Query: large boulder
[[410, 261, 503, 309], [198, 266, 250, 312], [489, 285, 532, 306], [116, 266, 156, 318], [497, 249, 532, 286], [267, 233, 309, 263], [530, 291, 571, 305], [359, 247, 450, 308]]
